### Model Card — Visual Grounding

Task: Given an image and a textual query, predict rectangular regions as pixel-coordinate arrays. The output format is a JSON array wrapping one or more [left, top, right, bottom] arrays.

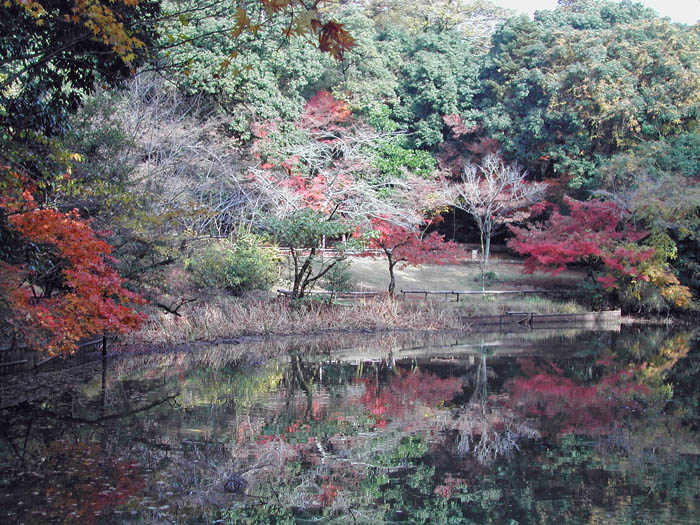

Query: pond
[[1, 327, 699, 524]]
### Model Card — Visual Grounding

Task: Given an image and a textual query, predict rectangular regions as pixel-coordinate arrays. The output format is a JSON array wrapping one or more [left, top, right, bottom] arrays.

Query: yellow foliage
[[14, 0, 144, 66], [641, 263, 693, 308]]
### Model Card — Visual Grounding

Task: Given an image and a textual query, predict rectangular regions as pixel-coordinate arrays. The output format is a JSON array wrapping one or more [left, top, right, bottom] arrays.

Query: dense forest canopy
[[1, 0, 699, 351]]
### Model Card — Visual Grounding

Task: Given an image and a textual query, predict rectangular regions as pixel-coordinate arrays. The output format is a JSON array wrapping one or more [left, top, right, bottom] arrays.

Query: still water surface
[[1, 327, 699, 523]]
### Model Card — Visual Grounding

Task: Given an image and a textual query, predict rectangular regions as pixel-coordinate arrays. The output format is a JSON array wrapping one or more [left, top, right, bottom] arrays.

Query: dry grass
[[133, 295, 457, 345], [131, 292, 586, 346], [452, 294, 585, 317]]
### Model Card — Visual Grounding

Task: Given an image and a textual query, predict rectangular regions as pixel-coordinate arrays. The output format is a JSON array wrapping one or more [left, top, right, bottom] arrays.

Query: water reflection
[[0, 327, 699, 523]]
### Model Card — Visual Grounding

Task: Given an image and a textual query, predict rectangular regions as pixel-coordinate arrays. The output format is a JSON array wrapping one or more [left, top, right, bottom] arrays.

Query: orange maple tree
[[1, 169, 145, 355]]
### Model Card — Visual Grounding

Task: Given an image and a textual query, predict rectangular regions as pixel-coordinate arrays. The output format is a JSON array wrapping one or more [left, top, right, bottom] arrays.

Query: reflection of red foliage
[[357, 369, 462, 422], [506, 360, 650, 436], [42, 441, 143, 524], [318, 483, 339, 506], [434, 473, 465, 499], [256, 434, 279, 445]]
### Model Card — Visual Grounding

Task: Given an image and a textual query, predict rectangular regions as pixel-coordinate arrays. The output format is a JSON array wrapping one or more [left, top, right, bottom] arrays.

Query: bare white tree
[[451, 152, 548, 268], [248, 122, 434, 230]]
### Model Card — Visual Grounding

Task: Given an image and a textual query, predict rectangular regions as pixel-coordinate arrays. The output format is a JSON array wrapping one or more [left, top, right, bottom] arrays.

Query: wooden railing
[[0, 334, 110, 375], [277, 289, 382, 300], [400, 289, 573, 301]]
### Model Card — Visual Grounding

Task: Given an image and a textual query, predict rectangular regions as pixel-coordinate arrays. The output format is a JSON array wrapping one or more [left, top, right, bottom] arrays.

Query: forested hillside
[[2, 0, 699, 352]]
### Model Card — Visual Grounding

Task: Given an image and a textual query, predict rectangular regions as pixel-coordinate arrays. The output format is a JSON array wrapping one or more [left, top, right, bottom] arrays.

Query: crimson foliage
[[507, 197, 653, 289]]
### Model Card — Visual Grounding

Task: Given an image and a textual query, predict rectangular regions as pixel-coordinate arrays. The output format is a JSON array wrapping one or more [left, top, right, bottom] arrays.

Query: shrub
[[320, 259, 354, 292], [186, 235, 279, 294]]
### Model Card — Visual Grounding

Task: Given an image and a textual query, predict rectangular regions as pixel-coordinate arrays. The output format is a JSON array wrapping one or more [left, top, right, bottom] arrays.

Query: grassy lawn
[[346, 254, 584, 294]]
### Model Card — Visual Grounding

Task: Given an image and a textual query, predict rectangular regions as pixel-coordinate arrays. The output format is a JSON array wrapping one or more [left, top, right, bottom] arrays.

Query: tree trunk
[[484, 233, 491, 268], [291, 248, 302, 299], [293, 247, 317, 299], [387, 255, 396, 295]]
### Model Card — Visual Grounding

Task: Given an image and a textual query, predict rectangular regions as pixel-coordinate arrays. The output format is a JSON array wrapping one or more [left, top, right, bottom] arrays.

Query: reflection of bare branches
[[443, 352, 539, 465], [35, 393, 180, 425], [455, 416, 539, 465]]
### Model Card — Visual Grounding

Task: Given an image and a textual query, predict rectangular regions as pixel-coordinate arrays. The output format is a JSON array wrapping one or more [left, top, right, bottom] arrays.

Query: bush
[[320, 260, 354, 292], [186, 235, 279, 294]]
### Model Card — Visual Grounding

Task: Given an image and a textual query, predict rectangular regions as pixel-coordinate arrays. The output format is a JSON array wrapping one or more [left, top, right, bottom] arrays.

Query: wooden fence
[[400, 289, 573, 301], [463, 310, 621, 329], [0, 335, 109, 376]]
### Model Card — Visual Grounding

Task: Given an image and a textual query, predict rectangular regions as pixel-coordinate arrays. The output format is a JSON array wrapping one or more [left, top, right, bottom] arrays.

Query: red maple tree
[[507, 197, 654, 289], [1, 169, 145, 355], [357, 217, 464, 294]]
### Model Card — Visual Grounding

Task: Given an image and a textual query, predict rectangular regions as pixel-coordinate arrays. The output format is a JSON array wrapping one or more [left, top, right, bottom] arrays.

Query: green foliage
[[186, 235, 279, 295], [264, 209, 354, 298], [478, 3, 700, 186], [158, 0, 334, 138], [330, 14, 481, 149], [577, 279, 611, 310], [220, 502, 295, 525], [372, 137, 437, 178], [264, 209, 352, 250], [382, 435, 430, 465], [329, 10, 402, 117], [392, 29, 481, 148], [320, 259, 354, 292], [362, 0, 511, 40], [475, 270, 498, 284]]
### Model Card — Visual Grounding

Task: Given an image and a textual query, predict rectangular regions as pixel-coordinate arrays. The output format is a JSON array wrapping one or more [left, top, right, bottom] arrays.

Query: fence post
[[101, 334, 108, 415]]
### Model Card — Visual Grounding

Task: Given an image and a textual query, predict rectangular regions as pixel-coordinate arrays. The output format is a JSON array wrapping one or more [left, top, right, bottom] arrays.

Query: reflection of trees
[[0, 439, 144, 524], [447, 350, 538, 465], [0, 382, 168, 523], [356, 365, 463, 426], [2, 328, 698, 523], [286, 351, 318, 419], [503, 330, 695, 440]]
